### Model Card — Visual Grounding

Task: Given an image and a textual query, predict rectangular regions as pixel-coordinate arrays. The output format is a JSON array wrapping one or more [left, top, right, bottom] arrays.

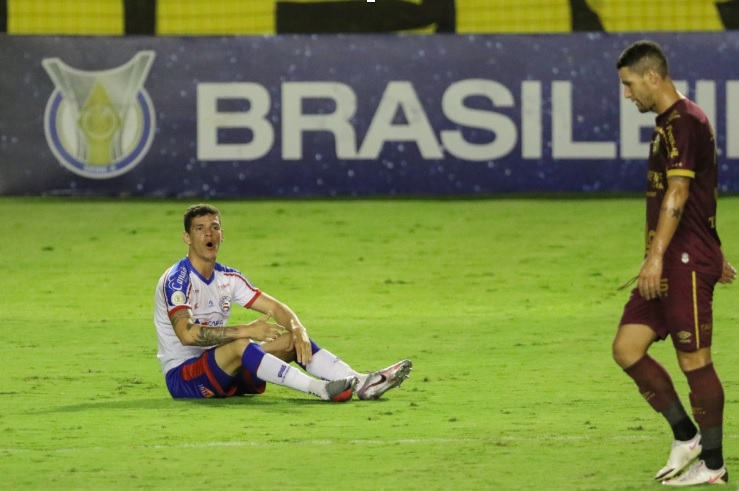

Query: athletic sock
[[624, 355, 681, 413], [685, 363, 725, 470], [243, 343, 327, 399], [700, 428, 724, 470], [662, 402, 698, 441], [301, 341, 363, 382]]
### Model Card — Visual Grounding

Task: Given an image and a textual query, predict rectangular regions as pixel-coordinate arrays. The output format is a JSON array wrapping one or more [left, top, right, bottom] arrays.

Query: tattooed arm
[[169, 308, 280, 347], [638, 175, 691, 300]]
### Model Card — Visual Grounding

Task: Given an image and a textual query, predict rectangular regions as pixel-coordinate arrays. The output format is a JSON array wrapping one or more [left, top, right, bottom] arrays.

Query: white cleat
[[662, 460, 728, 486], [655, 433, 702, 481], [356, 359, 412, 400]]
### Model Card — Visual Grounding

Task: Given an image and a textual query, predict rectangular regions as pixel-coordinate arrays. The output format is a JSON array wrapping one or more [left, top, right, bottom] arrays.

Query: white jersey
[[154, 257, 261, 374]]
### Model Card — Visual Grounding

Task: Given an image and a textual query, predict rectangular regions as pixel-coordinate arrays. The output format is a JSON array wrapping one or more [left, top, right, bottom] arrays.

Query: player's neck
[[654, 82, 682, 115], [187, 254, 216, 280]]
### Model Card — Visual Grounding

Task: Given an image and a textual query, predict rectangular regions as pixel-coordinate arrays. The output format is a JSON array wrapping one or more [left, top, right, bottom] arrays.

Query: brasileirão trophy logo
[[43, 51, 156, 179]]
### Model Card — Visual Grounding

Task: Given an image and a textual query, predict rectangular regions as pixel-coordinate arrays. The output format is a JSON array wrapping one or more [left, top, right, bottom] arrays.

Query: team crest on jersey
[[170, 291, 186, 306], [220, 296, 232, 314], [42, 51, 156, 179]]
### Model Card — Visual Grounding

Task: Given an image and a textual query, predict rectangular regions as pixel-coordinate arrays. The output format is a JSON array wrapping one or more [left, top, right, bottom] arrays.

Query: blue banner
[[1, 33, 739, 197]]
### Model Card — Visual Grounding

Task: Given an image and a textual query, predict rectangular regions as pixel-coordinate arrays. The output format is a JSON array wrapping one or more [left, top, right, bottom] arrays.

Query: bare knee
[[613, 336, 641, 369], [215, 338, 253, 375], [613, 324, 655, 369], [676, 348, 712, 373]]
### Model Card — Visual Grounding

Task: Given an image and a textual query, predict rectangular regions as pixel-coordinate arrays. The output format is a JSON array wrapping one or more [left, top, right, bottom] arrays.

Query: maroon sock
[[685, 363, 725, 469], [685, 363, 724, 430], [624, 355, 680, 413]]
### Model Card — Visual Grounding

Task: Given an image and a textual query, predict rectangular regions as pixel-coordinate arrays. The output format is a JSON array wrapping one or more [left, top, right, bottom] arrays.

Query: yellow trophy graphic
[[43, 51, 156, 178]]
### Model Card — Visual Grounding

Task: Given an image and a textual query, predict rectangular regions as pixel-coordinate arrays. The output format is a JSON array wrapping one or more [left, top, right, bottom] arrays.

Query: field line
[[0, 434, 690, 454]]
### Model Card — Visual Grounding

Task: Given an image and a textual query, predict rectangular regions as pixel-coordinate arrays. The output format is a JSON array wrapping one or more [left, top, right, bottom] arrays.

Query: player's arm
[[639, 174, 691, 300], [169, 308, 279, 347], [250, 292, 313, 365]]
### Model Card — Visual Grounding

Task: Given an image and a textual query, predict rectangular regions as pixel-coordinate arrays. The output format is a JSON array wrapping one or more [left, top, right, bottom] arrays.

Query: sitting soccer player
[[154, 203, 411, 401]]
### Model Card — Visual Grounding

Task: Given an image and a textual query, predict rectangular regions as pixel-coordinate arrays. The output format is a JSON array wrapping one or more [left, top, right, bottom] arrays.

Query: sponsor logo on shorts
[[677, 331, 692, 343]]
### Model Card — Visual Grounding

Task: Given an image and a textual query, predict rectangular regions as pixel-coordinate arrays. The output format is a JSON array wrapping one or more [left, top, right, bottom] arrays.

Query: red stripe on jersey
[[245, 290, 262, 308], [168, 304, 191, 317]]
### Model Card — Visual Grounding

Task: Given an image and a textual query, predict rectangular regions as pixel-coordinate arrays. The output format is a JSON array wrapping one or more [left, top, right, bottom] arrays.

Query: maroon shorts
[[619, 268, 719, 352]]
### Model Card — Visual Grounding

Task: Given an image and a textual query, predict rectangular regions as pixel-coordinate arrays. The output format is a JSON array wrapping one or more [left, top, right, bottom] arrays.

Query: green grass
[[2, 196, 739, 490]]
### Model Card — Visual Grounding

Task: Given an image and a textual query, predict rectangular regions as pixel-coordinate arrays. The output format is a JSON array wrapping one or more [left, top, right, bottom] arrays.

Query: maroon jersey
[[645, 98, 722, 275]]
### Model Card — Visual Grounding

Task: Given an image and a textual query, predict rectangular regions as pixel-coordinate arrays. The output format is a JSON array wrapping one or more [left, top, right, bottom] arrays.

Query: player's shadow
[[36, 395, 337, 414]]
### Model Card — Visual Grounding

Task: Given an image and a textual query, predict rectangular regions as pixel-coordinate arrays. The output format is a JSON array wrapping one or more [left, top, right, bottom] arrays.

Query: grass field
[[2, 196, 739, 490]]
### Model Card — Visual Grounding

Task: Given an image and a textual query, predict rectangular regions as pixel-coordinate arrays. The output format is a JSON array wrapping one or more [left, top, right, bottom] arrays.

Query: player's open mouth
[[206, 241, 214, 248]]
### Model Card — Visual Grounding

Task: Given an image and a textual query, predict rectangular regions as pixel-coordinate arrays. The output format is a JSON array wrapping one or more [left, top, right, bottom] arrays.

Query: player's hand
[[291, 326, 312, 365], [638, 254, 664, 300], [247, 312, 281, 342], [719, 257, 737, 284]]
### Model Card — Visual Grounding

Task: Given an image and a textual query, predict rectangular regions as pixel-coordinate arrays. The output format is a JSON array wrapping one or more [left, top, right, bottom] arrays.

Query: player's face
[[184, 214, 223, 262], [618, 67, 655, 113]]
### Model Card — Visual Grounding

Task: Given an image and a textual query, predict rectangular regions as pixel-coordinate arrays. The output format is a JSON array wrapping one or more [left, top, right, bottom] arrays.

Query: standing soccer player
[[154, 203, 412, 402], [612, 40, 736, 486]]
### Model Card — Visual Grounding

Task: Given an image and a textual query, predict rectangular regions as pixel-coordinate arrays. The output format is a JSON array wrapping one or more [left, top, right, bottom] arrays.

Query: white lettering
[[552, 81, 616, 159], [282, 82, 358, 160], [196, 83, 273, 160], [695, 81, 716, 133], [358, 81, 442, 159], [440, 79, 517, 161], [521, 81, 542, 159], [194, 79, 738, 164], [727, 81, 739, 159]]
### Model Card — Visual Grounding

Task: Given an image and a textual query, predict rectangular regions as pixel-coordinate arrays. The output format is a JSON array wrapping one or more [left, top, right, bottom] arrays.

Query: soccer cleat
[[356, 359, 412, 400], [662, 460, 728, 486], [655, 433, 702, 480], [325, 376, 358, 402]]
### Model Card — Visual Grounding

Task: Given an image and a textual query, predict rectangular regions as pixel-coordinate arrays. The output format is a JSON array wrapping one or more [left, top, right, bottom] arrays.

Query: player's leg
[[614, 291, 699, 480], [216, 338, 356, 402], [165, 349, 241, 398], [662, 351, 727, 486], [286, 338, 412, 400], [662, 271, 727, 485], [614, 323, 690, 425]]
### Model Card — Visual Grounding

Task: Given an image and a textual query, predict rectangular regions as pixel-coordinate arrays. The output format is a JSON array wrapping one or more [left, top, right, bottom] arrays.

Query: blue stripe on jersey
[[164, 258, 192, 310]]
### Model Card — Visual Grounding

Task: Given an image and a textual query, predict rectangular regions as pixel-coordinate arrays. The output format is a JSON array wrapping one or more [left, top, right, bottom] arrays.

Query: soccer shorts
[[619, 268, 719, 352], [165, 348, 267, 399]]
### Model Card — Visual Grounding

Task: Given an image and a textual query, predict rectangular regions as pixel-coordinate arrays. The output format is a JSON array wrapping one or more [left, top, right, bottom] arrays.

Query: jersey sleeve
[[161, 260, 192, 316], [219, 265, 261, 308]]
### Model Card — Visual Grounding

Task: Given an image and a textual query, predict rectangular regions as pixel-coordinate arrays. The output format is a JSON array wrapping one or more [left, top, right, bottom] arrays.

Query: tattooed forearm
[[194, 326, 239, 346], [662, 206, 683, 220], [170, 309, 191, 329]]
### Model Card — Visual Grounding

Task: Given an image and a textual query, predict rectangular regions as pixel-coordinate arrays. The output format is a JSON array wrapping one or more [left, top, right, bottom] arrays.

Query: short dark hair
[[616, 40, 670, 78], [183, 204, 221, 232]]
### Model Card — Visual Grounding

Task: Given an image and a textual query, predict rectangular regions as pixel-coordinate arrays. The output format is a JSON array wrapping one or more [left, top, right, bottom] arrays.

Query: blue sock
[[296, 339, 322, 370], [242, 342, 266, 374]]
